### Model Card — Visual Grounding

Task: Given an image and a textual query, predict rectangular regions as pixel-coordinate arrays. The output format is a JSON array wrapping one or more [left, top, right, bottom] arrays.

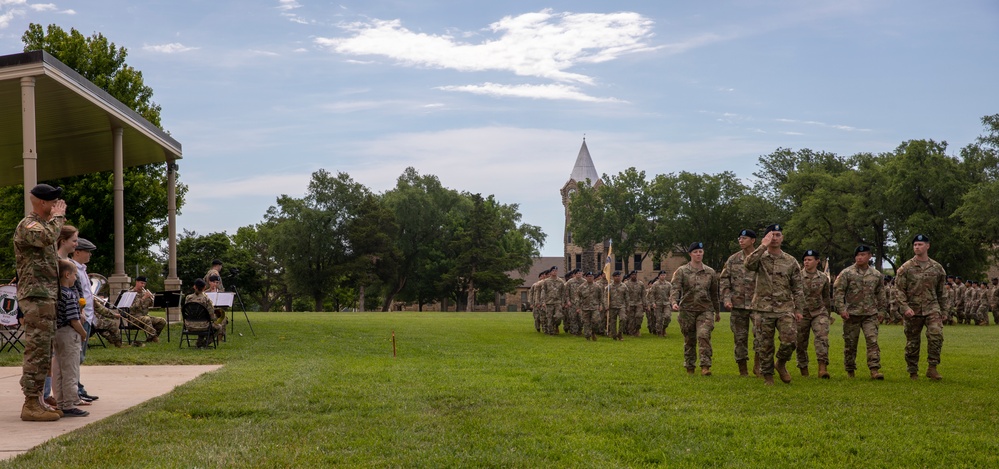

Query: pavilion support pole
[[21, 77, 37, 216], [108, 126, 131, 299], [164, 159, 182, 322]]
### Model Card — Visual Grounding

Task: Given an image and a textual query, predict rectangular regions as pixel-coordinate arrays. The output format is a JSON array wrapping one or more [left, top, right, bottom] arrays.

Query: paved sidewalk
[[0, 365, 222, 460]]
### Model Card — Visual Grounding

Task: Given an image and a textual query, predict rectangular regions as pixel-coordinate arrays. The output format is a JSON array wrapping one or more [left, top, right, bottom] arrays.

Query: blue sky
[[2, 1, 997, 257]]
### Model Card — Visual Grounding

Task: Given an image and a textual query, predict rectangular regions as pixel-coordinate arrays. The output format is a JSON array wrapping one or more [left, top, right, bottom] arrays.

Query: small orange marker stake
[[392, 330, 396, 358]]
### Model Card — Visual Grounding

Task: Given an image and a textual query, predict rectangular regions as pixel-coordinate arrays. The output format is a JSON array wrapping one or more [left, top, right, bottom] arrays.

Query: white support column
[[109, 127, 130, 298], [21, 77, 37, 216], [164, 159, 182, 321]]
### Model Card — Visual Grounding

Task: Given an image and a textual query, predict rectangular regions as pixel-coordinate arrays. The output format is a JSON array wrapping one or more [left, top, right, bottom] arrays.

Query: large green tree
[[0, 24, 185, 281]]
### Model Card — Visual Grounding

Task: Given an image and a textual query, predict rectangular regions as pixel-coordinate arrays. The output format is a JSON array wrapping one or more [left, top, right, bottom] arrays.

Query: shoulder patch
[[26, 221, 38, 229]]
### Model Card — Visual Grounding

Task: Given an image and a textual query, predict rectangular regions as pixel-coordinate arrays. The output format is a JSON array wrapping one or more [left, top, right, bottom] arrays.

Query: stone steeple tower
[[560, 139, 604, 273]]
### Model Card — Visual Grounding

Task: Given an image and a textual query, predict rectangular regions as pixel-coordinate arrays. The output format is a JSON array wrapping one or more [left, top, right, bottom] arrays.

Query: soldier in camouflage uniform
[[943, 279, 956, 325], [624, 271, 646, 336], [720, 229, 761, 377], [645, 278, 656, 334], [648, 271, 672, 337], [953, 277, 966, 324], [15, 184, 67, 421], [834, 245, 886, 380], [540, 266, 565, 335], [204, 259, 225, 291], [975, 282, 990, 325], [563, 269, 585, 336], [744, 225, 804, 386], [575, 272, 603, 340], [796, 250, 833, 379], [991, 279, 999, 325], [670, 242, 721, 376], [894, 234, 947, 380], [594, 272, 608, 335], [127, 276, 167, 342], [963, 281, 977, 324], [603, 271, 628, 339], [529, 272, 545, 332]]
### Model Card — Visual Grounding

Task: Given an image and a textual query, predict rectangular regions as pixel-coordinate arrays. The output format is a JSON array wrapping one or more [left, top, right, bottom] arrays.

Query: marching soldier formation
[[527, 228, 995, 385]]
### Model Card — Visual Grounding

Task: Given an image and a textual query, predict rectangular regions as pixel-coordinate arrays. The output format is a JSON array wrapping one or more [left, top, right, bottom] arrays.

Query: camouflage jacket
[[540, 277, 565, 305], [833, 264, 885, 316], [529, 280, 543, 308], [14, 212, 65, 300], [720, 250, 756, 309], [184, 292, 217, 329], [625, 279, 646, 308], [575, 281, 603, 311], [648, 279, 672, 308], [604, 281, 628, 310], [669, 263, 720, 313], [130, 289, 155, 317], [801, 270, 832, 315], [744, 245, 804, 315], [893, 257, 946, 316], [953, 284, 966, 308], [564, 277, 585, 306]]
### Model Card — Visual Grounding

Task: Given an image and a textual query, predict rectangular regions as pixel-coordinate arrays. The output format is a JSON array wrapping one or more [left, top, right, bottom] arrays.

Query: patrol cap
[[764, 224, 782, 235], [29, 183, 63, 201], [75, 238, 97, 252], [739, 229, 757, 238], [912, 234, 930, 244], [802, 249, 820, 260], [136, 275, 148, 282], [687, 242, 704, 253], [855, 245, 872, 255]]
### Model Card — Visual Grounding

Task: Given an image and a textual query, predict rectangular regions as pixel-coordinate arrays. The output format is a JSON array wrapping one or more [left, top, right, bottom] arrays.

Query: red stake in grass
[[392, 330, 396, 358]]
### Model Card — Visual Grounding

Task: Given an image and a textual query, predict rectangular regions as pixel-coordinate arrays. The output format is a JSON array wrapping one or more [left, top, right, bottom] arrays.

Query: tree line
[[568, 114, 999, 278]]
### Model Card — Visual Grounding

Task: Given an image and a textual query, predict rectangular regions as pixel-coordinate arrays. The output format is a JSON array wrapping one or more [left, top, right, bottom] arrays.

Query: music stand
[[154, 290, 182, 342]]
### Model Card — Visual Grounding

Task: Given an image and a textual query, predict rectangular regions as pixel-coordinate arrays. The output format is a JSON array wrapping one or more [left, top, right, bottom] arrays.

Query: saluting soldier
[[894, 234, 947, 380], [744, 224, 804, 386], [15, 184, 67, 421], [834, 245, 887, 380], [796, 250, 833, 379], [670, 242, 721, 376], [720, 229, 761, 377]]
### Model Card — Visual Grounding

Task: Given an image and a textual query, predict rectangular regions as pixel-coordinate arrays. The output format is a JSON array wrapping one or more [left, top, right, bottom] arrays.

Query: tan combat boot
[[21, 396, 60, 422], [870, 369, 884, 380], [686, 367, 695, 376], [800, 367, 809, 377], [818, 363, 830, 379], [910, 373, 918, 380], [926, 365, 942, 381], [737, 361, 749, 377], [701, 366, 712, 376], [776, 360, 792, 383], [763, 374, 775, 386], [753, 355, 761, 377], [847, 370, 855, 378]]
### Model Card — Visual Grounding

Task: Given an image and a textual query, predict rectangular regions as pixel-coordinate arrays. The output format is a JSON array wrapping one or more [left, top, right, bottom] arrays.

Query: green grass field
[[3, 312, 999, 468]]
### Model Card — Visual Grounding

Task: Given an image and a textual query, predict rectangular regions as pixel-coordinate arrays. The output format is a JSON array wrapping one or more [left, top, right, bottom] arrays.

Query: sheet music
[[116, 291, 137, 309], [206, 292, 235, 307]]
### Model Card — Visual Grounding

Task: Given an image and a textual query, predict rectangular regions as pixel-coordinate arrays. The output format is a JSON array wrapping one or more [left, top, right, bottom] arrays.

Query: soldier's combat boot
[[800, 367, 809, 377], [847, 370, 855, 378], [910, 373, 918, 380], [21, 396, 60, 422], [926, 365, 942, 381], [776, 360, 792, 383], [753, 355, 761, 377], [737, 360, 749, 377], [818, 363, 830, 379], [763, 374, 775, 386], [701, 366, 712, 376], [686, 367, 695, 376], [870, 369, 884, 380]]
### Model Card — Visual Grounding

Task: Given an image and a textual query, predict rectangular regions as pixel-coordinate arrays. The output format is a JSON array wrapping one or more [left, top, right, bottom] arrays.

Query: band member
[[204, 259, 225, 291], [128, 276, 167, 343]]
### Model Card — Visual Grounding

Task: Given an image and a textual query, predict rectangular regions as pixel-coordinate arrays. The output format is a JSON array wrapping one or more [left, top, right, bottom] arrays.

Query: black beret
[[912, 234, 930, 244], [802, 249, 820, 260], [855, 245, 871, 254], [946, 275, 955, 279], [764, 224, 782, 235], [212, 259, 224, 266], [612, 270, 621, 276], [29, 183, 63, 201], [687, 242, 704, 253], [208, 275, 221, 282], [135, 276, 148, 282], [193, 278, 206, 288], [584, 271, 594, 277], [550, 266, 558, 271], [658, 270, 667, 276], [75, 238, 97, 252], [739, 229, 757, 238]]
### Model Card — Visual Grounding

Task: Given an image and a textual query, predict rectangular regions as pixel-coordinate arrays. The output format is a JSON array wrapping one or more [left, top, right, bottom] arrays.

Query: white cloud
[[315, 9, 657, 85], [776, 118, 871, 132], [28, 3, 54, 11], [277, 0, 300, 11], [248, 49, 279, 57], [143, 42, 198, 53], [0, 1, 71, 28], [437, 82, 624, 103]]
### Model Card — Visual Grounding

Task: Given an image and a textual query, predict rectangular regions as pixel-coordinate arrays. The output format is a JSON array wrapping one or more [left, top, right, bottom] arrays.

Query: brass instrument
[[88, 273, 158, 336]]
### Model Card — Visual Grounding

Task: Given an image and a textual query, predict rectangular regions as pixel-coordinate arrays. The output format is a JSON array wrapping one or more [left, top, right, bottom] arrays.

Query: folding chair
[[180, 302, 218, 349], [119, 314, 148, 345], [0, 324, 24, 353]]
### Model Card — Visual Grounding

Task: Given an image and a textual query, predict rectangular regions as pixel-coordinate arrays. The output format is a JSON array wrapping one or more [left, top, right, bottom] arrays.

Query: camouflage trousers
[[796, 311, 831, 368], [564, 306, 582, 335], [843, 314, 881, 372], [645, 308, 655, 334], [130, 315, 167, 338], [93, 315, 123, 347], [544, 303, 562, 335], [532, 306, 542, 332], [19, 298, 56, 398], [903, 313, 944, 374], [678, 310, 714, 369], [625, 306, 643, 336], [976, 304, 990, 324], [757, 312, 796, 376], [729, 308, 760, 363], [606, 307, 624, 338], [652, 305, 672, 335], [580, 308, 600, 339]]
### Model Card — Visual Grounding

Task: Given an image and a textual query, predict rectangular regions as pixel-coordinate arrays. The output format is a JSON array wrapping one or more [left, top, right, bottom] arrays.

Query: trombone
[[88, 273, 158, 336]]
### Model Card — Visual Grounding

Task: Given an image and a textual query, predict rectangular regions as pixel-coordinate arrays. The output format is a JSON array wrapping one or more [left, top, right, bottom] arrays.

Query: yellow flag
[[603, 239, 613, 280]]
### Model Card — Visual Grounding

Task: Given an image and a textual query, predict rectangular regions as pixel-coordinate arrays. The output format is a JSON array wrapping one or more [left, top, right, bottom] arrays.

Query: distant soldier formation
[[528, 226, 993, 386]]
